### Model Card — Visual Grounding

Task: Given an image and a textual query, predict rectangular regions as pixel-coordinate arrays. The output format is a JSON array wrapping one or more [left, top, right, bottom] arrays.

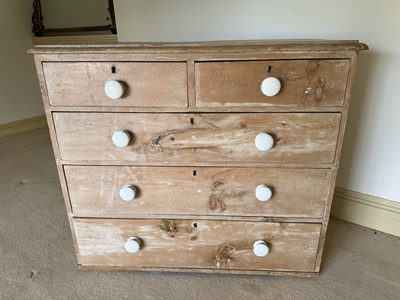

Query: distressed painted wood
[[196, 60, 350, 107], [65, 166, 332, 218], [29, 40, 367, 275], [74, 218, 321, 272], [43, 62, 187, 107], [54, 112, 341, 164], [28, 40, 368, 55]]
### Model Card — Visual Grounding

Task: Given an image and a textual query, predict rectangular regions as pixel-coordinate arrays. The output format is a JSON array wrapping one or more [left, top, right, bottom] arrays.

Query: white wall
[[0, 1, 43, 124], [115, 0, 400, 202]]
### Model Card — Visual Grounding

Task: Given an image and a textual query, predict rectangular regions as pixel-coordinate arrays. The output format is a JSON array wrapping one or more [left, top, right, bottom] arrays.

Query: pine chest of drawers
[[30, 40, 367, 276]]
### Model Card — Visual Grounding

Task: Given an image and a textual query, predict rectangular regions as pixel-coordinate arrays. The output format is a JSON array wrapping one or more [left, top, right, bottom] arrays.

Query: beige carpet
[[0, 128, 399, 300]]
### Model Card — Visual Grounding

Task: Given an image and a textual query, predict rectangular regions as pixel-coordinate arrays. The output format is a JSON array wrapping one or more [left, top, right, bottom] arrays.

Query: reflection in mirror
[[32, 0, 116, 36]]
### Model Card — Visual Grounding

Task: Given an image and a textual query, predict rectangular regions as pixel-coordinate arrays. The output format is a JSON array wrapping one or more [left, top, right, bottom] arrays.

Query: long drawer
[[43, 62, 188, 107], [66, 166, 332, 218], [74, 218, 321, 272], [54, 112, 341, 164], [195, 60, 349, 108]]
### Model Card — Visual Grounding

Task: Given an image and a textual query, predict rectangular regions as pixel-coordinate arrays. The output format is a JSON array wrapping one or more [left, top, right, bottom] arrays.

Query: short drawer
[[66, 166, 332, 218], [43, 62, 187, 107], [195, 60, 349, 108], [54, 112, 341, 164], [74, 218, 321, 272]]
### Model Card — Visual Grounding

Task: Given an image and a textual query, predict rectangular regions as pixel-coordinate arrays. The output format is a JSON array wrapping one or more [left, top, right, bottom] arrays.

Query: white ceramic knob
[[124, 237, 141, 253], [119, 185, 136, 201], [112, 130, 131, 148], [255, 132, 274, 152], [104, 80, 125, 99], [255, 185, 272, 201], [261, 77, 281, 97], [253, 240, 269, 257]]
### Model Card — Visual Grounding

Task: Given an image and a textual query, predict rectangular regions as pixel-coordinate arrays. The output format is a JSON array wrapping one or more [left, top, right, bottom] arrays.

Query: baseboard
[[332, 187, 400, 237], [32, 34, 118, 45], [0, 115, 47, 138]]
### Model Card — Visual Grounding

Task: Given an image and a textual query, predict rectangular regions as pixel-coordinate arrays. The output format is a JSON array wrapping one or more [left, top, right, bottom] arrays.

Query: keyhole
[[192, 170, 197, 176], [267, 66, 272, 73], [192, 222, 198, 228], [190, 117, 195, 125], [111, 66, 116, 73]]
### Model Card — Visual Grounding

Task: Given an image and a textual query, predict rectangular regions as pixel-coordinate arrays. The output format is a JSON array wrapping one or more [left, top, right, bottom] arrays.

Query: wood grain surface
[[53, 112, 341, 164], [74, 218, 321, 272], [65, 166, 332, 218], [195, 60, 349, 107], [43, 62, 187, 107]]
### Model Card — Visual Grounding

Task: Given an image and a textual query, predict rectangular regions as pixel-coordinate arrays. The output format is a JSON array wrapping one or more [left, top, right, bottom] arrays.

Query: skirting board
[[331, 187, 400, 237], [0, 115, 47, 138]]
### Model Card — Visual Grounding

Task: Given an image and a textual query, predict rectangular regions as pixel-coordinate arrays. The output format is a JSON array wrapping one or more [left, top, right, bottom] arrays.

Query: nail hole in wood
[[192, 170, 197, 176], [190, 117, 195, 125], [111, 65, 116, 73]]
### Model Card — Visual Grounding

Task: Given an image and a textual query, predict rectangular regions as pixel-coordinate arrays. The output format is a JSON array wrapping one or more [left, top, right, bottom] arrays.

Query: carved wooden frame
[[32, 0, 117, 36]]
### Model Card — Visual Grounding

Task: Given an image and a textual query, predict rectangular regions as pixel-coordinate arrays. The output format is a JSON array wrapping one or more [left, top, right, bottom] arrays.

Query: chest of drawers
[[30, 40, 367, 276]]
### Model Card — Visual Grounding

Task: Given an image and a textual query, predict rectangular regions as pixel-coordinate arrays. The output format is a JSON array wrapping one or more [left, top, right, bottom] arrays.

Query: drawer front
[[195, 60, 349, 107], [66, 166, 331, 218], [54, 112, 341, 164], [43, 62, 187, 107], [74, 218, 321, 272]]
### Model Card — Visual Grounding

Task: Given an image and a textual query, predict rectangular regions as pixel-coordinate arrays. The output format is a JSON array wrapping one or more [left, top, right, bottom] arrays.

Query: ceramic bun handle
[[255, 185, 272, 202], [112, 130, 131, 148], [253, 240, 269, 257], [119, 185, 137, 201], [124, 237, 141, 253], [261, 77, 281, 97], [255, 132, 274, 152], [105, 80, 125, 99]]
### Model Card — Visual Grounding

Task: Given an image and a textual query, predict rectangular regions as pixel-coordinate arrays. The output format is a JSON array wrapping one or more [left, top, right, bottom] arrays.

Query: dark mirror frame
[[32, 0, 117, 36]]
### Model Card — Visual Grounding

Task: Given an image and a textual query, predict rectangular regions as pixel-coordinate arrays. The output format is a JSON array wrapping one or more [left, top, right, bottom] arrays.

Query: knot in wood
[[212, 180, 225, 189], [159, 219, 179, 237], [208, 193, 227, 212], [151, 135, 165, 146], [215, 245, 236, 268]]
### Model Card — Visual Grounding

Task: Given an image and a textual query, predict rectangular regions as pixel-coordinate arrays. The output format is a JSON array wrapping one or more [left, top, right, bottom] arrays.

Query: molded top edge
[[28, 39, 368, 54]]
